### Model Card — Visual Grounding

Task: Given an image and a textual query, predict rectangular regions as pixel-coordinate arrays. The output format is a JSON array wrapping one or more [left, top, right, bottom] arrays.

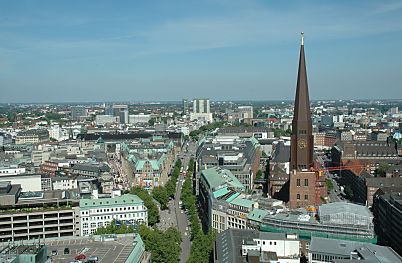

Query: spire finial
[[301, 32, 304, 46]]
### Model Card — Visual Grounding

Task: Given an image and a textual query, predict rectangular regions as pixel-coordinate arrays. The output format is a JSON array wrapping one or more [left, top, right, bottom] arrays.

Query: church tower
[[289, 33, 319, 208], [290, 32, 314, 171]]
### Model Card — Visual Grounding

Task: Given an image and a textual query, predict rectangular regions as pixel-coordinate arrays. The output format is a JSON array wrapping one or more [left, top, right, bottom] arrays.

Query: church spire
[[290, 32, 313, 170]]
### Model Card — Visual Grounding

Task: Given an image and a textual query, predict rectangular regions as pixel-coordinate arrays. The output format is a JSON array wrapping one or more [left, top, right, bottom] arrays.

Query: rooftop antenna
[[301, 32, 304, 46]]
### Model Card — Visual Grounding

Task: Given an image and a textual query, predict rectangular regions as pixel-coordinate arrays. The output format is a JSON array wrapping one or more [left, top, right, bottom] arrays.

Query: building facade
[[79, 194, 147, 236]]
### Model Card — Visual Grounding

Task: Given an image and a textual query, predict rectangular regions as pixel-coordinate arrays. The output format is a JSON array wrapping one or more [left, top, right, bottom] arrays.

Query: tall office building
[[288, 33, 325, 208], [112, 104, 129, 124], [190, 99, 213, 122], [193, 99, 210, 113], [182, 99, 190, 115], [71, 106, 87, 121]]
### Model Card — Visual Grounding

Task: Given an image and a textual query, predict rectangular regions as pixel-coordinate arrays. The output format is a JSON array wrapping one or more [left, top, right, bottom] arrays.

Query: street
[[175, 141, 196, 263]]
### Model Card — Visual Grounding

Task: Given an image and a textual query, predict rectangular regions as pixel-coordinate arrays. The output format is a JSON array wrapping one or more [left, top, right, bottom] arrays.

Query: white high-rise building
[[193, 99, 210, 113], [190, 99, 213, 122]]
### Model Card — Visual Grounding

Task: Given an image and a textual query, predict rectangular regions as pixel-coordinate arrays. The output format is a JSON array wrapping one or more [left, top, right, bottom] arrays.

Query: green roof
[[226, 192, 240, 202], [213, 187, 230, 199], [80, 194, 144, 209], [247, 208, 269, 223], [229, 197, 255, 208], [248, 136, 260, 148], [201, 167, 245, 191], [134, 159, 160, 171], [125, 234, 146, 263], [260, 224, 377, 244]]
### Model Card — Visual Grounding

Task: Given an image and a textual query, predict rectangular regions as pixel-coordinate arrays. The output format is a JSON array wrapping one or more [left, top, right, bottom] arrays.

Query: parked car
[[52, 249, 58, 256], [88, 256, 99, 262], [64, 247, 70, 255], [75, 254, 86, 260]]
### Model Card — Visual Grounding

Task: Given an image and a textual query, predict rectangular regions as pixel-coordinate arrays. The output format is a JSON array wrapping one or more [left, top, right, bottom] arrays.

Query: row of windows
[[256, 240, 277, 246], [82, 213, 144, 221], [81, 206, 142, 215], [311, 253, 348, 262], [82, 229, 96, 235], [296, 178, 309, 187], [228, 222, 246, 229], [296, 194, 309, 200]]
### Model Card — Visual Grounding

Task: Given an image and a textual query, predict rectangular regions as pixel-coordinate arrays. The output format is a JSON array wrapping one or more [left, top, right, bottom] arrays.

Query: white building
[[95, 115, 119, 126], [238, 106, 253, 119], [0, 166, 26, 176], [191, 98, 213, 123], [241, 232, 300, 263], [79, 194, 147, 236], [52, 177, 78, 190], [48, 124, 63, 141], [129, 114, 151, 124], [0, 174, 42, 192]]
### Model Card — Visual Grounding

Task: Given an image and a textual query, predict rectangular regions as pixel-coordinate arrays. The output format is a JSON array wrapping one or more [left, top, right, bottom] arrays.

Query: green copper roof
[[201, 167, 245, 191], [213, 187, 230, 199], [248, 136, 259, 148], [125, 234, 146, 263], [96, 136, 105, 144], [229, 197, 255, 208], [225, 192, 240, 202], [80, 194, 144, 209], [247, 208, 269, 223]]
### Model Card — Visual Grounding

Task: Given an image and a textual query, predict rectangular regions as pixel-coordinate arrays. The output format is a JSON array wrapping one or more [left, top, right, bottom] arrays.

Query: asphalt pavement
[[176, 141, 196, 263]]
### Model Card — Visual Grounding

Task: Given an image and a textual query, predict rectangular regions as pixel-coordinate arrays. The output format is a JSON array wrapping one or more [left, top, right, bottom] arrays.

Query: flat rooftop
[[45, 234, 144, 263]]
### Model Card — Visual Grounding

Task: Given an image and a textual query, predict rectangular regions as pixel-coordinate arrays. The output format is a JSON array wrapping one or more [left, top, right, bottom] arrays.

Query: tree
[[344, 185, 354, 200], [130, 187, 159, 226], [148, 118, 155, 126], [95, 219, 136, 235], [255, 170, 263, 180], [375, 162, 389, 177], [181, 159, 215, 262], [325, 179, 334, 193], [139, 225, 181, 263], [152, 187, 169, 210]]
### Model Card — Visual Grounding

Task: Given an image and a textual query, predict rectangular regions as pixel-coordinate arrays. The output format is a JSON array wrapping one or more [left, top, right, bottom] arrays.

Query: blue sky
[[1, 0, 402, 103]]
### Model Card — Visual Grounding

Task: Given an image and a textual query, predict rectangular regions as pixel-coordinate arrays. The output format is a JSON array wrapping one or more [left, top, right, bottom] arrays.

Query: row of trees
[[95, 219, 136, 235], [189, 121, 227, 140], [94, 221, 181, 263], [273, 128, 292, 138], [130, 187, 160, 226], [139, 224, 182, 263], [128, 159, 182, 225], [181, 159, 215, 263], [152, 159, 182, 210]]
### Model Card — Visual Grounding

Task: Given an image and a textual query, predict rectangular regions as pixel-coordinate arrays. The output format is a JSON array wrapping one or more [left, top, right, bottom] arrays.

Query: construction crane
[[310, 160, 368, 177]]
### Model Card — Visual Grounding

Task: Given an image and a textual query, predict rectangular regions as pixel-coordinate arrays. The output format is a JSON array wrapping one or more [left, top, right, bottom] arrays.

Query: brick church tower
[[288, 33, 324, 208]]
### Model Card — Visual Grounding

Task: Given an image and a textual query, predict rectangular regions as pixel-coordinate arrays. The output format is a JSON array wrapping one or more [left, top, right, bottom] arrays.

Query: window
[[297, 194, 300, 200], [305, 194, 308, 200], [304, 179, 309, 186], [296, 179, 301, 187]]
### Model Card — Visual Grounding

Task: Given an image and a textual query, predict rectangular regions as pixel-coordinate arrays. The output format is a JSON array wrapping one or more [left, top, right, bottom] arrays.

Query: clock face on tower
[[298, 138, 307, 149]]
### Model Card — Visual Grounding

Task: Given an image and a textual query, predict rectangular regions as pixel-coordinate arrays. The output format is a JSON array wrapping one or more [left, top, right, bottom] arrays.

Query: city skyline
[[1, 0, 402, 103]]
